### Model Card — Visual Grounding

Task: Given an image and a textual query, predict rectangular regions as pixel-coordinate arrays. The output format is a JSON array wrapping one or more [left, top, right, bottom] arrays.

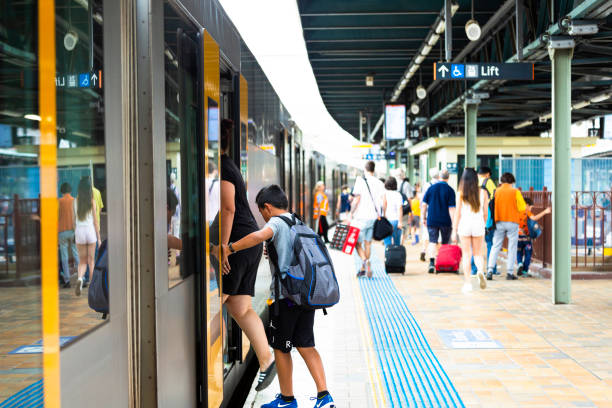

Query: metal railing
[[521, 188, 612, 270], [0, 195, 40, 282]]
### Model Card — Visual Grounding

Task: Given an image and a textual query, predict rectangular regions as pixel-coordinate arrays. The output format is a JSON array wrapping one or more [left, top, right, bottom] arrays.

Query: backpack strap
[[480, 177, 491, 199], [272, 214, 297, 227], [266, 240, 282, 316]]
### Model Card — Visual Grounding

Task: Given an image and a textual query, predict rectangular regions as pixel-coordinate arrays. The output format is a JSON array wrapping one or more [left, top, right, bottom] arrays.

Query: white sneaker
[[75, 278, 83, 296], [462, 282, 472, 294], [477, 271, 486, 289]]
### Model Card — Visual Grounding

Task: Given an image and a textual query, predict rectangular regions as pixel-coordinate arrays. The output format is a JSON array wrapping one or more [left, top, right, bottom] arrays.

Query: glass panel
[[206, 97, 221, 347], [1, 0, 107, 402], [164, 3, 201, 288]]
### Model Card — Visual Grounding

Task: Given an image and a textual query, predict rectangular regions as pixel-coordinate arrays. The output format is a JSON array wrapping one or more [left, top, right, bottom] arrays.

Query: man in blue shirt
[[422, 170, 456, 273]]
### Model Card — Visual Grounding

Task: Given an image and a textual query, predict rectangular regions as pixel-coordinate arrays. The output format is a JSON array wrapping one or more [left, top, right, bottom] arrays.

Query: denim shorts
[[427, 225, 452, 244], [354, 219, 376, 243]]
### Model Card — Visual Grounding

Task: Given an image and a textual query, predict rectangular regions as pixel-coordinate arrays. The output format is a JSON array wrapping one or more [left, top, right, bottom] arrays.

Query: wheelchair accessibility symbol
[[450, 64, 465, 79]]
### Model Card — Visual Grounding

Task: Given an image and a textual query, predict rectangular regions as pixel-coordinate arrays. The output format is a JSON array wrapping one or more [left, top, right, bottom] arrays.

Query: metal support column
[[549, 44, 574, 304], [464, 102, 478, 169]]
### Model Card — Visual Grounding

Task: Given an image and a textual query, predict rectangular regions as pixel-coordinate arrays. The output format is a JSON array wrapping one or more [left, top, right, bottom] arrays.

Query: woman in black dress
[[219, 119, 275, 390]]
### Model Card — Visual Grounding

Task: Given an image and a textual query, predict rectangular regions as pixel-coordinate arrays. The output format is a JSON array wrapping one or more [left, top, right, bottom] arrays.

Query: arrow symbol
[[438, 65, 449, 78], [91, 72, 98, 86]]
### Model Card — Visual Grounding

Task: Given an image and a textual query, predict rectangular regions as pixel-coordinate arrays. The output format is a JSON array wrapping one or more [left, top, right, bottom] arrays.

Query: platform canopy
[[297, 0, 612, 142]]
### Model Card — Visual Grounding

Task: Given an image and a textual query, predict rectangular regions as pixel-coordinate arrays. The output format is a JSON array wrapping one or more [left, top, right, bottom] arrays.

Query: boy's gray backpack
[[268, 214, 340, 313]]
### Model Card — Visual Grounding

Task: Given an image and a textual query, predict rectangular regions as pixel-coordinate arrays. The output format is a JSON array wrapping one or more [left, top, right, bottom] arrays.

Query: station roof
[[297, 0, 612, 142]]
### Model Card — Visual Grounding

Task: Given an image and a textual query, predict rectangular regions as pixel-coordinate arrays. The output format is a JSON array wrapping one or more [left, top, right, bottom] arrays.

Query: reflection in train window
[[164, 4, 201, 288], [0, 0, 107, 399]]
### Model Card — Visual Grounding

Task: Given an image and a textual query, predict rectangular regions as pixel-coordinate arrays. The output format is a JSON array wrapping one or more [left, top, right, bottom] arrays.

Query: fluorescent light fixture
[[416, 85, 427, 100], [435, 20, 446, 34], [428, 34, 440, 46], [571, 100, 590, 110], [365, 75, 374, 87], [72, 130, 91, 139], [415, 55, 425, 64], [422, 45, 432, 55], [24, 114, 41, 121], [406, 116, 411, 125], [452, 4, 459, 13], [410, 103, 420, 115], [0, 110, 21, 118], [409, 65, 418, 73], [465, 19, 481, 41], [400, 78, 407, 86], [513, 120, 533, 129], [590, 93, 611, 103]]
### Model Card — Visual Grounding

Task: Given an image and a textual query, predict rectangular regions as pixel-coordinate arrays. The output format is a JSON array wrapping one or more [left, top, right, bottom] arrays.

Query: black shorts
[[428, 225, 452, 245], [267, 300, 315, 353], [222, 243, 263, 296]]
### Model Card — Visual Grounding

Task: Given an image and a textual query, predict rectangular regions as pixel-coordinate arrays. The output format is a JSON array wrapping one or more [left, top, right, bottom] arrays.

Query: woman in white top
[[74, 177, 100, 296], [382, 177, 404, 247], [453, 168, 488, 293]]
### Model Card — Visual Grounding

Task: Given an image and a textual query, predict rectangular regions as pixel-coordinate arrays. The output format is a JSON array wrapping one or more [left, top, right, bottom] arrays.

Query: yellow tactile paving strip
[[393, 242, 612, 408], [0, 286, 101, 401]]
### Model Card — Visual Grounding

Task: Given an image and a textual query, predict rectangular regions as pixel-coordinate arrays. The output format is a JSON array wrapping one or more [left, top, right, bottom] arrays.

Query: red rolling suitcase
[[435, 244, 462, 273]]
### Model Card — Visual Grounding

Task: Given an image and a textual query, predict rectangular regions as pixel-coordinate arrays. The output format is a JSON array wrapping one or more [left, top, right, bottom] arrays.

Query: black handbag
[[363, 177, 393, 240]]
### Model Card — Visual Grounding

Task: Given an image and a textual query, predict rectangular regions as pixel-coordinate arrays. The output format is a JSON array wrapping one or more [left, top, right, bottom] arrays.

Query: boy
[[222, 185, 334, 408], [517, 198, 551, 277]]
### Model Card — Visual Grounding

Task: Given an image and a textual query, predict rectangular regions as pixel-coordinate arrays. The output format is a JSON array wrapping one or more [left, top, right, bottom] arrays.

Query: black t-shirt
[[221, 155, 259, 241]]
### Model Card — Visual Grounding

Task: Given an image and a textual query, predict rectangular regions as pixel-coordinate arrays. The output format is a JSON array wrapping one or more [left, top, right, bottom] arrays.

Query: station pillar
[[464, 101, 478, 169], [549, 44, 573, 304]]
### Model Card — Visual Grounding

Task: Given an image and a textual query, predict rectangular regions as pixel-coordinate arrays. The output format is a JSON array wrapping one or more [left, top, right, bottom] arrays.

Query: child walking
[[517, 198, 551, 277], [222, 185, 335, 408]]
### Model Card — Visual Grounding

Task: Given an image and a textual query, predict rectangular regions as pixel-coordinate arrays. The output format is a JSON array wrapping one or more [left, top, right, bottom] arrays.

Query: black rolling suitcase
[[385, 245, 406, 273]]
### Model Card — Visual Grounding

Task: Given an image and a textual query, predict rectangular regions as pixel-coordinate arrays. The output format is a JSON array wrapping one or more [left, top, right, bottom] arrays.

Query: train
[[0, 0, 360, 407]]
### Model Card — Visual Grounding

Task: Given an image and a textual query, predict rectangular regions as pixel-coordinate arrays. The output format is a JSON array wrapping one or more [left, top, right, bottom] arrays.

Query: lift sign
[[433, 62, 534, 81]]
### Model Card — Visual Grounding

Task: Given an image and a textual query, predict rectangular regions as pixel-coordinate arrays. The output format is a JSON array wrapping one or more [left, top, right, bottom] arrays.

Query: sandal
[[356, 260, 366, 277], [366, 260, 372, 278]]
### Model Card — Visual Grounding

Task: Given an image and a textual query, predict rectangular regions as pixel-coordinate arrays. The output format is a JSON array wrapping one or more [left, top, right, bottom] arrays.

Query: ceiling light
[[400, 78, 407, 86], [571, 100, 590, 110], [428, 34, 440, 46], [513, 120, 533, 129], [415, 55, 425, 64], [465, 19, 481, 41], [422, 45, 432, 55], [24, 114, 41, 121], [0, 110, 21, 118], [409, 65, 418, 74], [416, 85, 427, 100], [435, 20, 446, 35], [365, 75, 374, 87], [406, 116, 411, 125], [410, 103, 420, 115], [63, 30, 78, 51], [590, 93, 611, 103]]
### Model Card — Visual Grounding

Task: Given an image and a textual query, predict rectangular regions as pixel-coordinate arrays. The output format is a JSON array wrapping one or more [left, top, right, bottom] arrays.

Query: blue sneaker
[[261, 395, 297, 408], [311, 393, 335, 408]]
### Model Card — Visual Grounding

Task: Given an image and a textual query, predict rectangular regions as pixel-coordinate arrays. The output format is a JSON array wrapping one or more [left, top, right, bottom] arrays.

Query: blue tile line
[[356, 256, 465, 408], [0, 379, 43, 408]]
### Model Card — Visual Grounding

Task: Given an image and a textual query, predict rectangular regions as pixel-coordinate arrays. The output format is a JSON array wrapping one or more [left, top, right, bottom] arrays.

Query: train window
[[164, 4, 202, 287], [0, 0, 107, 394], [240, 122, 247, 180]]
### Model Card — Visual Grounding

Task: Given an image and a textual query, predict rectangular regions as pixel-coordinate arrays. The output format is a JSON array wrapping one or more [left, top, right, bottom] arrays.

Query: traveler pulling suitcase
[[385, 245, 406, 273], [435, 244, 462, 273]]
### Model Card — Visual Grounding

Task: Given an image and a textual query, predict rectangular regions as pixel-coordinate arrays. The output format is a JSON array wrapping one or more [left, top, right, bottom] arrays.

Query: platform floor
[[244, 242, 612, 408]]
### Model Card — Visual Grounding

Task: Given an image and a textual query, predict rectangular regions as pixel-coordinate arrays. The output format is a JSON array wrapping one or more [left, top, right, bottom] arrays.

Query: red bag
[[435, 244, 462, 273], [342, 226, 361, 255]]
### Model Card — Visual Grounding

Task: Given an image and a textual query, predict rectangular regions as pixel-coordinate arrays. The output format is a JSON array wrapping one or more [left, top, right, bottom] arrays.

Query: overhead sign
[[433, 62, 534, 81], [385, 104, 406, 141], [56, 70, 103, 89]]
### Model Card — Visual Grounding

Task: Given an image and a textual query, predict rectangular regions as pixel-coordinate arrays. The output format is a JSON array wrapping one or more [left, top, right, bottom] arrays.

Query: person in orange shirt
[[487, 172, 526, 280], [313, 181, 330, 243], [58, 182, 79, 288]]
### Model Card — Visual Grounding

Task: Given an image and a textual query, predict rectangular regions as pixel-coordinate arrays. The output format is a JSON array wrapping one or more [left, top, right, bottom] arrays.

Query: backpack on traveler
[[399, 179, 411, 215], [88, 239, 109, 318], [267, 214, 340, 314]]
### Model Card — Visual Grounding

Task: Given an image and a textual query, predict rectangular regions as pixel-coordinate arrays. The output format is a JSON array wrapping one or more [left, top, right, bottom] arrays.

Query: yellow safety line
[[350, 267, 387, 408], [39, 1, 60, 407]]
